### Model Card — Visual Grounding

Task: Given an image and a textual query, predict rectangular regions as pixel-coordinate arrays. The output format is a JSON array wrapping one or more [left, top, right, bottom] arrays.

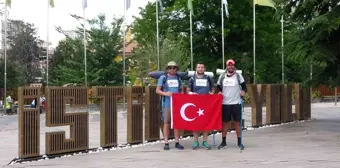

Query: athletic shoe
[[238, 143, 245, 150], [192, 141, 199, 150], [202, 141, 211, 150], [164, 143, 170, 150], [175, 143, 184, 150], [217, 142, 227, 149]]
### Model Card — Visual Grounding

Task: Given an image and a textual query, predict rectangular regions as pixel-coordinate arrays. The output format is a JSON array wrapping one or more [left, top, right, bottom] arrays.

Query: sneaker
[[192, 141, 199, 150], [164, 143, 170, 150], [175, 143, 184, 150], [217, 142, 227, 149], [202, 141, 211, 150], [238, 143, 245, 150]]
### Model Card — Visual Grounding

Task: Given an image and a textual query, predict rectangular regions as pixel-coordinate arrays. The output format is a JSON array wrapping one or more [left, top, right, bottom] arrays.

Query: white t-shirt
[[217, 73, 245, 105]]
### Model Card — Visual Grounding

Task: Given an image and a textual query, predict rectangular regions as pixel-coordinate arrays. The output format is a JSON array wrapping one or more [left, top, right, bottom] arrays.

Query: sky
[[3, 0, 151, 47]]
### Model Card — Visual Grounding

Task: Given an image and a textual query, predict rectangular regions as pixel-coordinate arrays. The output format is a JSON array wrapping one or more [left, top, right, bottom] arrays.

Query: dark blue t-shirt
[[188, 75, 212, 94]]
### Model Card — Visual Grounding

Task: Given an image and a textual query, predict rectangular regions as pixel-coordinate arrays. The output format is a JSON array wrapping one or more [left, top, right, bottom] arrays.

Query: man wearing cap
[[156, 61, 184, 150], [187, 63, 214, 150], [216, 59, 247, 150]]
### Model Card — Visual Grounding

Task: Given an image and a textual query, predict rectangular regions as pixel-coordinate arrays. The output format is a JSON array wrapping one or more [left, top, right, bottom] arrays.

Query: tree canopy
[[50, 14, 124, 86], [3, 0, 339, 88], [278, 0, 340, 87], [132, 0, 292, 83], [0, 20, 41, 88]]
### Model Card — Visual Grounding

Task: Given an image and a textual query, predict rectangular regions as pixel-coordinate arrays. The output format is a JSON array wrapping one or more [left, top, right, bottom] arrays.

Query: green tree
[[133, 0, 286, 83], [279, 0, 340, 87], [0, 59, 25, 88], [129, 30, 189, 85], [50, 38, 84, 85], [6, 20, 42, 84], [50, 14, 124, 86]]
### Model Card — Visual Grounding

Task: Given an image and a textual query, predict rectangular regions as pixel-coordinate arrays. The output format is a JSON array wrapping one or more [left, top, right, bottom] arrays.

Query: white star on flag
[[197, 109, 204, 116]]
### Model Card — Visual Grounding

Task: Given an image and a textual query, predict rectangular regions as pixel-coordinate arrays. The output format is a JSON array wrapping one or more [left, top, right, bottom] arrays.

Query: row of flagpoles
[[1, 0, 284, 106], [2, 0, 88, 108], [47, 0, 88, 87], [150, 0, 284, 84]]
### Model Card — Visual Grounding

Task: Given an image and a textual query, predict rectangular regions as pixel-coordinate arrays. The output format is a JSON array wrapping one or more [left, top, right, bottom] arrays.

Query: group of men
[[155, 59, 247, 150]]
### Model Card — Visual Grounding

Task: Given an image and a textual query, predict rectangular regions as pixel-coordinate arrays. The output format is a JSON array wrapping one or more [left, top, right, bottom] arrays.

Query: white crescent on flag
[[180, 103, 197, 122]]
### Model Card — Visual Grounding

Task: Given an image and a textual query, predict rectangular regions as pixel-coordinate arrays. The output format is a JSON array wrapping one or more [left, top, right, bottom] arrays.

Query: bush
[[312, 90, 322, 99]]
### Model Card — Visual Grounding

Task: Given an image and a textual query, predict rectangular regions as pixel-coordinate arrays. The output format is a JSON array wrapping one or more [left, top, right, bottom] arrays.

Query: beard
[[227, 68, 235, 74], [196, 71, 204, 75]]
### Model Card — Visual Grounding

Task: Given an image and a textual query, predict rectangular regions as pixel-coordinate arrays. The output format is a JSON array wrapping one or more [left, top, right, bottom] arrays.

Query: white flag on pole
[[126, 0, 131, 11], [83, 0, 87, 9], [158, 0, 164, 14], [222, 0, 229, 17]]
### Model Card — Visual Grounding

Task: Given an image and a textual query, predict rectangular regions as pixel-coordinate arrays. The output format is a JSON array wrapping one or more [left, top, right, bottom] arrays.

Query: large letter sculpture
[[92, 87, 124, 147], [18, 87, 41, 158], [45, 87, 89, 155]]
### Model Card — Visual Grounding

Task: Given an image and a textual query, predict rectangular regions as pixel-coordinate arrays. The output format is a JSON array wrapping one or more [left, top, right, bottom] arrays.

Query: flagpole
[[281, 14, 284, 84], [83, 4, 87, 86], [46, 0, 50, 86], [3, 3, 7, 110], [123, 0, 126, 87], [122, 0, 127, 110], [190, 11, 193, 70], [221, 0, 225, 70], [156, 0, 160, 70], [253, 0, 256, 84]]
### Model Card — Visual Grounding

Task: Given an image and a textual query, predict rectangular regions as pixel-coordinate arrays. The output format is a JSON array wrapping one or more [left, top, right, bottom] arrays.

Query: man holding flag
[[187, 63, 214, 150], [216, 59, 247, 150], [156, 61, 184, 150]]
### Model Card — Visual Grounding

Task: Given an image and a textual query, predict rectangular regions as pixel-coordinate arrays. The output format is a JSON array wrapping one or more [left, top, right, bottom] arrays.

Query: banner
[[171, 94, 222, 131]]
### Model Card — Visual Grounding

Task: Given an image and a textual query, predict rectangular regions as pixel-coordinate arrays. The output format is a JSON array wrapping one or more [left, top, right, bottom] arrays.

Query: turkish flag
[[171, 94, 223, 131]]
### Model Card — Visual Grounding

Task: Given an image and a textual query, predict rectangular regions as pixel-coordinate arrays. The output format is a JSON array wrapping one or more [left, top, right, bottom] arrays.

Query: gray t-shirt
[[188, 75, 213, 94], [217, 73, 245, 105]]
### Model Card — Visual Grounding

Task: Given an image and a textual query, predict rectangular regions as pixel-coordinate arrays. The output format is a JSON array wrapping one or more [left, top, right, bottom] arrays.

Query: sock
[[237, 137, 241, 145], [175, 142, 179, 146], [222, 137, 226, 143]]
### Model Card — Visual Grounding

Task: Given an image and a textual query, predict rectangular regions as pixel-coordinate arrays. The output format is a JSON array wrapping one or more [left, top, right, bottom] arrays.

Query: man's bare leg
[[234, 121, 240, 137], [163, 122, 170, 143], [218, 122, 230, 149], [202, 131, 211, 150], [174, 129, 184, 149], [233, 121, 244, 149], [192, 131, 200, 149], [222, 122, 230, 137], [174, 129, 180, 142]]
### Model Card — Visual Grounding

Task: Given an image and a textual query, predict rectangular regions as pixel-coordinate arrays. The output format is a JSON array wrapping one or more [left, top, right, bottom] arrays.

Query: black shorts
[[222, 104, 241, 122]]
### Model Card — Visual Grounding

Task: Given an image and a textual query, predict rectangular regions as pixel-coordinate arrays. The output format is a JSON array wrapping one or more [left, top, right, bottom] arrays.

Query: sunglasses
[[168, 66, 177, 70]]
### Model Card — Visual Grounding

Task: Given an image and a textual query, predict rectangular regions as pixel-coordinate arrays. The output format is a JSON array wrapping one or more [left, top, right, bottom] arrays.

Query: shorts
[[222, 104, 241, 122], [162, 107, 171, 123]]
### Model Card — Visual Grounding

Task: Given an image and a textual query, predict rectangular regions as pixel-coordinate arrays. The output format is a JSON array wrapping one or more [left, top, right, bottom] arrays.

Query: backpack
[[219, 72, 241, 90], [161, 73, 182, 102], [189, 75, 212, 92]]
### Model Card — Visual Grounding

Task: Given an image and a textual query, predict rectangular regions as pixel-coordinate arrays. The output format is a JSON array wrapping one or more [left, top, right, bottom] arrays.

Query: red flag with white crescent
[[171, 94, 222, 131]]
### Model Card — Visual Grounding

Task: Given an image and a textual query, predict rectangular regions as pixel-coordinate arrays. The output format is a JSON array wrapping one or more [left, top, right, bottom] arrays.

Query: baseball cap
[[226, 59, 235, 65]]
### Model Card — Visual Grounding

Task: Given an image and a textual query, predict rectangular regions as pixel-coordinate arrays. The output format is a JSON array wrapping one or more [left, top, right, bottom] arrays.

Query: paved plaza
[[0, 103, 339, 167]]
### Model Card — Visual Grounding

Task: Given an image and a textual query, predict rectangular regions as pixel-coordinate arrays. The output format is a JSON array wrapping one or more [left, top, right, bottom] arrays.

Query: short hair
[[196, 63, 205, 67]]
